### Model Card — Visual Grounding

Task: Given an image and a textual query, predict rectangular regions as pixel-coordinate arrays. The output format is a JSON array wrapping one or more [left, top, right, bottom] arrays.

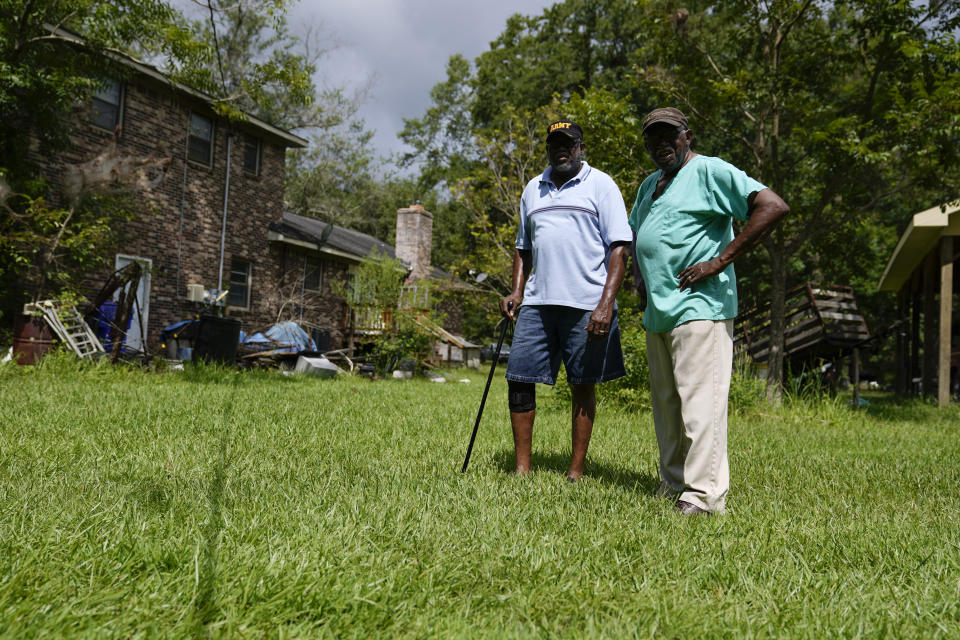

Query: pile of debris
[[160, 317, 351, 377], [9, 261, 150, 365], [239, 320, 351, 376]]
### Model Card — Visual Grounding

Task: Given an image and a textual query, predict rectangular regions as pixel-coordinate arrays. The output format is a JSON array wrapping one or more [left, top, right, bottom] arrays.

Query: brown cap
[[642, 107, 689, 134]]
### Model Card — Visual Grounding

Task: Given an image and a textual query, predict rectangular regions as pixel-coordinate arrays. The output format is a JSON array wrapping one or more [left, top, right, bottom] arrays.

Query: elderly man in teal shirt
[[629, 108, 789, 514]]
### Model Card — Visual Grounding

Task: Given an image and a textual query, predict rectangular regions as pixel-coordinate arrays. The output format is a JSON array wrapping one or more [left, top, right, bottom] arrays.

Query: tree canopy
[[401, 0, 960, 384], [1, 0, 200, 171], [0, 0, 204, 322]]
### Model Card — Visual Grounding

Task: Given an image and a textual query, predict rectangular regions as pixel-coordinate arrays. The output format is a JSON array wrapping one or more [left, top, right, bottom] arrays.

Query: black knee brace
[[508, 381, 536, 413]]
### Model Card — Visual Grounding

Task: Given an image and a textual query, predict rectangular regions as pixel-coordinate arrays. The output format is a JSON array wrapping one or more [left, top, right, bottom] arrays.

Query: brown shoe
[[676, 499, 710, 516]]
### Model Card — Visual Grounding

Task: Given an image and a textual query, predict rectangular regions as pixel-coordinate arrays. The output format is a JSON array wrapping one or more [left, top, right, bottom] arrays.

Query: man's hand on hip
[[677, 257, 724, 291]]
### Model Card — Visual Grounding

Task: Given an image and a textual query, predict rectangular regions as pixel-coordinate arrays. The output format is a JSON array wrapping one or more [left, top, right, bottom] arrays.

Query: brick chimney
[[395, 203, 433, 282]]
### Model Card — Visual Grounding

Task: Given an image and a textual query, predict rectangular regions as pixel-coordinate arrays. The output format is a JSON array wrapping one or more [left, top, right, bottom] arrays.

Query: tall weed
[[728, 357, 767, 414]]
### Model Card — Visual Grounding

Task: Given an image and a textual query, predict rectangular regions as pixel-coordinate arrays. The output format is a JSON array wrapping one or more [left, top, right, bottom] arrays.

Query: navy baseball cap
[[546, 120, 583, 142]]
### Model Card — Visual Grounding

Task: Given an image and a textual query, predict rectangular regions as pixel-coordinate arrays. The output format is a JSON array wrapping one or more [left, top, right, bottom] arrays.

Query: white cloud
[[288, 0, 555, 162]]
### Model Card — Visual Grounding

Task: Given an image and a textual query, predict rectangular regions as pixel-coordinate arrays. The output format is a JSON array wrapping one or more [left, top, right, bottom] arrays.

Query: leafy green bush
[[1, 184, 137, 327], [333, 248, 405, 308], [365, 311, 437, 376], [597, 308, 650, 410], [547, 308, 650, 411], [333, 250, 440, 376]]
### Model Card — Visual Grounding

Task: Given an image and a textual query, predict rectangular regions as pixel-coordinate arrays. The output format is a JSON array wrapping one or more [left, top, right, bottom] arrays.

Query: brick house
[[267, 210, 396, 350], [28, 38, 307, 353], [269, 204, 471, 353], [28, 33, 473, 358]]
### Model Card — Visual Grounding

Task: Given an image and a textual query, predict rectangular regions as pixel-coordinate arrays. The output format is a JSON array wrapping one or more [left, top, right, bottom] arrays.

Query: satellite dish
[[319, 223, 333, 243]]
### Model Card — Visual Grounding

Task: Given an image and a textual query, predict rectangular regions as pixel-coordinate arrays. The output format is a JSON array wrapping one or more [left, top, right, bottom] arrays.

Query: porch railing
[[350, 306, 393, 335]]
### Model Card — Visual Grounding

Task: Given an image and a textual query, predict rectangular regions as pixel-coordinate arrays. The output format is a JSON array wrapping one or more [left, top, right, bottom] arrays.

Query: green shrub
[[334, 250, 440, 376], [728, 358, 767, 414], [597, 308, 650, 410], [548, 367, 571, 409], [365, 314, 436, 376], [547, 308, 650, 411]]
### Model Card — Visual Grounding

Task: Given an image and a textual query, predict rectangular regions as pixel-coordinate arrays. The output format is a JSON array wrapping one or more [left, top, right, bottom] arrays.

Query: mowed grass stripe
[[1, 355, 958, 638]]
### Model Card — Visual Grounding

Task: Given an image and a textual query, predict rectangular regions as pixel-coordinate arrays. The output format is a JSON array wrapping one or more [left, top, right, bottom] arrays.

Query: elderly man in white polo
[[502, 120, 633, 483]]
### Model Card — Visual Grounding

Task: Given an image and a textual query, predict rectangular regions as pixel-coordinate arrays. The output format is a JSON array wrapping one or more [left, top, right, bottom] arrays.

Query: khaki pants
[[646, 319, 733, 513]]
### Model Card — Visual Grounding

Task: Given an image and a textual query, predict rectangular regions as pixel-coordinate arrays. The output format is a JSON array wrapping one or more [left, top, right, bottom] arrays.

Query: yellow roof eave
[[878, 199, 960, 292]]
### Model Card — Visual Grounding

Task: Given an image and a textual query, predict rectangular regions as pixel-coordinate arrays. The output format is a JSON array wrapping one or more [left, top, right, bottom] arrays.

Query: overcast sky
[[286, 0, 555, 163]]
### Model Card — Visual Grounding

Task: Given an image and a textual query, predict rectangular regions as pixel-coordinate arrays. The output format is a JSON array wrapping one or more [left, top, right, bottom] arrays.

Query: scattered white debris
[[426, 371, 447, 383], [294, 355, 340, 378]]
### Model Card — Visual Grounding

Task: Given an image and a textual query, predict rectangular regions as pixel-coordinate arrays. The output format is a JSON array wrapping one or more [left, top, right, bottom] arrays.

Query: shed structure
[[878, 199, 960, 407]]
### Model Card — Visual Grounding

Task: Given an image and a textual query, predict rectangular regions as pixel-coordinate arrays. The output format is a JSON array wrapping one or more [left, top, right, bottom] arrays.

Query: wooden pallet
[[735, 283, 870, 363]]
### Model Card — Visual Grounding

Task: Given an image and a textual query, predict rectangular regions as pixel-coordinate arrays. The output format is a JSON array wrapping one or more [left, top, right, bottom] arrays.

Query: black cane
[[461, 302, 513, 473]]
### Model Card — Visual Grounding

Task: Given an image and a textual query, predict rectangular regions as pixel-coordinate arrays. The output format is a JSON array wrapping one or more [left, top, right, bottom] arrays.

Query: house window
[[304, 257, 323, 292], [90, 79, 122, 130], [227, 259, 251, 308], [242, 135, 261, 174], [187, 112, 213, 166]]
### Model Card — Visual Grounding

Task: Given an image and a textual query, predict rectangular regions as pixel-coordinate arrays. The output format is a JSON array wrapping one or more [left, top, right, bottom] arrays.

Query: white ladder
[[25, 301, 105, 359]]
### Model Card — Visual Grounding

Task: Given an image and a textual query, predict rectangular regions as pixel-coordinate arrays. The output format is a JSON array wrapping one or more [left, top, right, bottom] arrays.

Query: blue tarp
[[241, 321, 316, 353], [162, 318, 196, 336], [161, 319, 317, 354]]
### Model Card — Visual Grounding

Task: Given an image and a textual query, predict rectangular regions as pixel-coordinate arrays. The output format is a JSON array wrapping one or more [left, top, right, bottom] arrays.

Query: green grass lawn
[[1, 355, 959, 638]]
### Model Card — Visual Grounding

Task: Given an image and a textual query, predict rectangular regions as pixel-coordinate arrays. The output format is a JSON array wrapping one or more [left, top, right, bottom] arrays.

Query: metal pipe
[[300, 258, 306, 323], [175, 149, 188, 308], [217, 132, 233, 295]]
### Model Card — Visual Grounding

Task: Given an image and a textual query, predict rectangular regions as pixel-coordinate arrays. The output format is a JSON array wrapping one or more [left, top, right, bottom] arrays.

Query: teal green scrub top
[[628, 155, 767, 333]]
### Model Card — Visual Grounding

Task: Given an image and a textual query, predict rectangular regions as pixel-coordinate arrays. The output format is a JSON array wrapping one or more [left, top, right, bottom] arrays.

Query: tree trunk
[[765, 244, 787, 403], [35, 204, 77, 302]]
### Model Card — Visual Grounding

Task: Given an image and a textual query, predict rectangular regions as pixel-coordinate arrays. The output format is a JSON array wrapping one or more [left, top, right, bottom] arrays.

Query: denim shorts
[[505, 305, 625, 385]]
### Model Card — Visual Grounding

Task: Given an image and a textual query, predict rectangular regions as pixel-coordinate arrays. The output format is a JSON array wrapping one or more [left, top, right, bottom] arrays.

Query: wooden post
[[939, 236, 954, 407], [923, 251, 938, 398], [910, 270, 922, 395], [895, 286, 908, 395], [852, 347, 860, 409], [346, 305, 355, 349]]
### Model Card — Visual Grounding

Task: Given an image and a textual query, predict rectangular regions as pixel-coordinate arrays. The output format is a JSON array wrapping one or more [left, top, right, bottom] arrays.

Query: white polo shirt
[[516, 161, 632, 310]]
